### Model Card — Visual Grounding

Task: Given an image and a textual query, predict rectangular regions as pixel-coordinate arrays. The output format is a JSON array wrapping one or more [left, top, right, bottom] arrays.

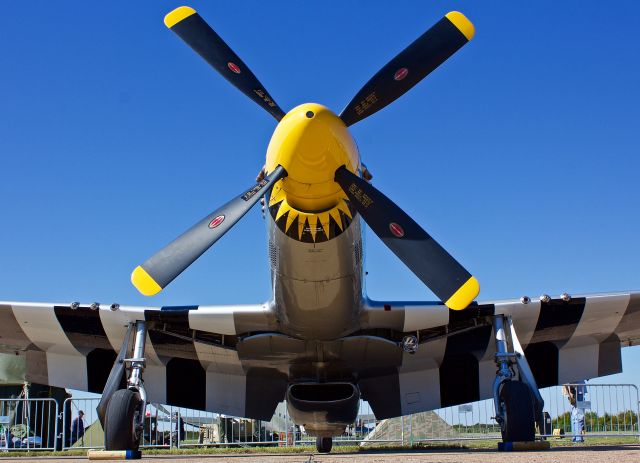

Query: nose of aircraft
[[265, 103, 359, 211]]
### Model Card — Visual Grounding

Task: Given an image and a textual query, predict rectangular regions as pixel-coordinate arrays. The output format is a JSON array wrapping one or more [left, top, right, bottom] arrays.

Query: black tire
[[104, 389, 142, 450], [316, 436, 332, 453], [499, 381, 535, 442]]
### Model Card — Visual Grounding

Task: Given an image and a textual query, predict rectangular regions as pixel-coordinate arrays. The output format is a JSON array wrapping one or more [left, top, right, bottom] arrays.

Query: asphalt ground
[[0, 445, 638, 463]]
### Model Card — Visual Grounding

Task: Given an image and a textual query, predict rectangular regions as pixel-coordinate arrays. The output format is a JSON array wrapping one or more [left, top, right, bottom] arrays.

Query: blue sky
[[1, 1, 639, 385]]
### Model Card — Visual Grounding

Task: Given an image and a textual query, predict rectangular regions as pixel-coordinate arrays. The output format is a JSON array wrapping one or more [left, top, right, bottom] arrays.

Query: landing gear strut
[[316, 436, 332, 453], [99, 320, 148, 451], [492, 314, 543, 442]]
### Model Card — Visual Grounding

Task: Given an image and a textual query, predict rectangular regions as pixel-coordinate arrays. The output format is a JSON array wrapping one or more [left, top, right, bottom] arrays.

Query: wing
[[0, 301, 284, 420], [354, 292, 640, 418]]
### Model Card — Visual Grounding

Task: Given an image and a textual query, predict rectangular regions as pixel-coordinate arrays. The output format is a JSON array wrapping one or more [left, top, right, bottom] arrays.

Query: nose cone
[[265, 103, 359, 211], [267, 104, 358, 184]]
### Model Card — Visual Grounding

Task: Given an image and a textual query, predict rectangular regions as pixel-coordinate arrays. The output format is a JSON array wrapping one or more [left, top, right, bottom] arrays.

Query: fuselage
[[264, 103, 364, 339]]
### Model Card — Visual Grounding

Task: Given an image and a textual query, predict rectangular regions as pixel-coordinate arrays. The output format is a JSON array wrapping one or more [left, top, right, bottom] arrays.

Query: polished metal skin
[[268, 211, 363, 340]]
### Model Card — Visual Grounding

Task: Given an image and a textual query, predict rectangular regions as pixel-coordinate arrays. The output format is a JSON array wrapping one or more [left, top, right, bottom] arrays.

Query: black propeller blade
[[335, 166, 478, 310], [132, 166, 287, 296], [339, 12, 474, 127], [164, 6, 286, 121]]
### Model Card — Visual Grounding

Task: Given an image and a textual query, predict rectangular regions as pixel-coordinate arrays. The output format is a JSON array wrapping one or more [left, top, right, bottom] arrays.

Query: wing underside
[[0, 301, 283, 420], [356, 292, 640, 418], [1, 292, 638, 421]]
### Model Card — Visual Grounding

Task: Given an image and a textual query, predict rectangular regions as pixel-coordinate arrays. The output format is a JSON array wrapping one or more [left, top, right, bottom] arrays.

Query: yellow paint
[[266, 107, 358, 243], [269, 182, 351, 242], [444, 276, 480, 310], [164, 6, 196, 29], [445, 11, 475, 41], [265, 103, 360, 212], [131, 266, 162, 296], [269, 182, 286, 205], [336, 196, 353, 219], [329, 208, 343, 231], [275, 197, 289, 221], [316, 211, 332, 235], [284, 210, 297, 233]]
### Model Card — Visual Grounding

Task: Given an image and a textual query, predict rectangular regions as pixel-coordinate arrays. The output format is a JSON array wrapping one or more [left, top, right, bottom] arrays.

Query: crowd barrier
[[1, 383, 638, 451], [0, 398, 58, 451]]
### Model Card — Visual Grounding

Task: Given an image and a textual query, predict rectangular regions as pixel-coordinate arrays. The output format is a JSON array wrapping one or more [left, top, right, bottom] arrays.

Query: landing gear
[[499, 381, 534, 442], [104, 389, 142, 450], [99, 321, 148, 452], [492, 314, 542, 443], [316, 436, 333, 453]]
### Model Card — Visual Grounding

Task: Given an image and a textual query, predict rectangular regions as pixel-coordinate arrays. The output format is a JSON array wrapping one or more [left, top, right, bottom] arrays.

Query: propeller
[[131, 166, 287, 296], [142, 7, 477, 306], [164, 6, 286, 121], [339, 12, 474, 127], [335, 166, 478, 310]]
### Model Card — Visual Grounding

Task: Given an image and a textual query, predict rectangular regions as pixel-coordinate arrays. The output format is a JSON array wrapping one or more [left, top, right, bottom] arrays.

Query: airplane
[[1, 5, 639, 454]]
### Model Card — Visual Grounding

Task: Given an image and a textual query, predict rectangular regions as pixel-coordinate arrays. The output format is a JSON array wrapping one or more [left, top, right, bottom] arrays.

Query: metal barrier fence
[[402, 383, 640, 444], [539, 383, 640, 439], [4, 383, 640, 451], [62, 398, 288, 450], [63, 397, 100, 450], [306, 383, 640, 445], [0, 398, 58, 451], [138, 403, 288, 448]]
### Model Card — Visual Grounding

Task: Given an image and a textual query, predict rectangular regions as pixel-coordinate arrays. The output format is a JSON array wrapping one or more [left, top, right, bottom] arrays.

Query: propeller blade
[[339, 11, 474, 127], [132, 166, 287, 296], [164, 6, 286, 121], [335, 166, 478, 310]]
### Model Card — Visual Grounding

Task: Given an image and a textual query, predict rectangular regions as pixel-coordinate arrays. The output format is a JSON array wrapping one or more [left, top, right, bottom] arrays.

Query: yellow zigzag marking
[[269, 184, 353, 242], [329, 208, 343, 231], [285, 209, 297, 232], [297, 216, 307, 240], [336, 198, 352, 219], [308, 215, 318, 241]]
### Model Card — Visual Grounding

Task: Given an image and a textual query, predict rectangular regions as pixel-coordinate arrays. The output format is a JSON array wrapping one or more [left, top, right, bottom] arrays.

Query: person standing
[[563, 381, 586, 442], [70, 410, 85, 445], [171, 412, 185, 448]]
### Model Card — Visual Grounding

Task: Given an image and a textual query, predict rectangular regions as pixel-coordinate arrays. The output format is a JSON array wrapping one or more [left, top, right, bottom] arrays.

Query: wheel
[[316, 436, 332, 453], [499, 381, 535, 442], [104, 389, 142, 450]]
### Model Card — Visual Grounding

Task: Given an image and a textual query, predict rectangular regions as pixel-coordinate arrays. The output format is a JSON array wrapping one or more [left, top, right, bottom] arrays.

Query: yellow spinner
[[265, 103, 360, 241]]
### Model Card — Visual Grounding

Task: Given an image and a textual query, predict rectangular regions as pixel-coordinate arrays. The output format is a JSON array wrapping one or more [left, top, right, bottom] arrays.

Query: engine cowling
[[286, 382, 360, 437]]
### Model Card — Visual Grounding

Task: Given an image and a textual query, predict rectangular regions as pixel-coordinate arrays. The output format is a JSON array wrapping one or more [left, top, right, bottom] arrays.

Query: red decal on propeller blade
[[394, 68, 408, 81], [227, 62, 241, 74], [209, 215, 225, 229], [389, 222, 405, 238]]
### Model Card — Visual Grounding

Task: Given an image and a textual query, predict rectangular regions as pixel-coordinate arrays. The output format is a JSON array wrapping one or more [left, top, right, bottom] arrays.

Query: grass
[[2, 437, 638, 458], [409, 436, 640, 450]]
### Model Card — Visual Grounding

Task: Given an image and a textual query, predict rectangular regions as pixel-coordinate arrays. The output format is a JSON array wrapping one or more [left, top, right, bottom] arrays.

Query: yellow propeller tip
[[131, 266, 162, 296], [164, 6, 196, 28], [445, 276, 480, 311], [445, 11, 475, 41]]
